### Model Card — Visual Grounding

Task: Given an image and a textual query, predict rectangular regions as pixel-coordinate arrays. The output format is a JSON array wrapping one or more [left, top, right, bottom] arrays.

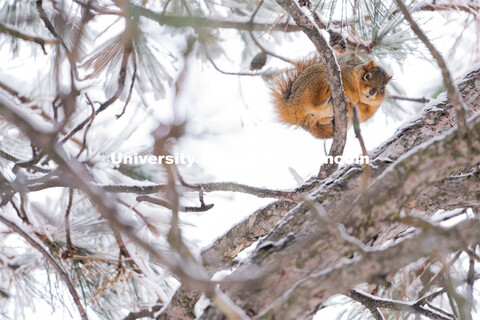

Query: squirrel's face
[[358, 61, 392, 105]]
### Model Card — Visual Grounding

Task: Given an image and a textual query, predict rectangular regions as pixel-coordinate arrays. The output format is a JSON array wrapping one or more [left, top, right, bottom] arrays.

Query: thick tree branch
[[254, 219, 480, 319], [199, 65, 480, 319]]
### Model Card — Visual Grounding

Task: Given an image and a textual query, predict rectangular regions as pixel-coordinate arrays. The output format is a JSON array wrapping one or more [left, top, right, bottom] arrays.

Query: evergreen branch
[[0, 215, 88, 320], [60, 30, 134, 144], [0, 96, 254, 295], [36, 0, 80, 81]]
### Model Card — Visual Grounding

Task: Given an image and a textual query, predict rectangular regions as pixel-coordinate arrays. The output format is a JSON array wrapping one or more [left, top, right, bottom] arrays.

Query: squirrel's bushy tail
[[270, 56, 322, 107]]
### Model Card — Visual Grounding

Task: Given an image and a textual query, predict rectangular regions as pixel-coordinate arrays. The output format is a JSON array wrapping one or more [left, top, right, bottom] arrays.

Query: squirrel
[[271, 57, 392, 139]]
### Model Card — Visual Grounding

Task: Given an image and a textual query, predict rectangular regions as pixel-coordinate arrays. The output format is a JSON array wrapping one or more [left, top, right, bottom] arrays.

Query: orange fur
[[271, 57, 391, 139]]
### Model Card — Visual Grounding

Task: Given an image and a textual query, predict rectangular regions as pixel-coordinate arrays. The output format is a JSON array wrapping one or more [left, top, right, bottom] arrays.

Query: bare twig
[[116, 50, 137, 119], [36, 0, 79, 80], [387, 95, 431, 104], [122, 305, 162, 320]]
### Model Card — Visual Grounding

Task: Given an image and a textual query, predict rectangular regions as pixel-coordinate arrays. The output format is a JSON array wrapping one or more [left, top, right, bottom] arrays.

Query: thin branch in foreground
[[394, 0, 467, 137], [0, 215, 88, 320], [0, 23, 56, 53]]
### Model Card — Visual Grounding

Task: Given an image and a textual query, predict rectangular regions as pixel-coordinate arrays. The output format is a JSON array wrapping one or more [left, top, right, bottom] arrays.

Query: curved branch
[[395, 0, 467, 136]]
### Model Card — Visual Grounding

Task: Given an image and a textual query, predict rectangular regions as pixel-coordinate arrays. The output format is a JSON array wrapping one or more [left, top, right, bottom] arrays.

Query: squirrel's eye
[[380, 88, 385, 94], [365, 73, 371, 80], [369, 88, 376, 96]]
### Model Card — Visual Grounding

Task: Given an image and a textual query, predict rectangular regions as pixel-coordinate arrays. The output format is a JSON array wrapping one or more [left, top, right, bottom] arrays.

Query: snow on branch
[[198, 64, 480, 320]]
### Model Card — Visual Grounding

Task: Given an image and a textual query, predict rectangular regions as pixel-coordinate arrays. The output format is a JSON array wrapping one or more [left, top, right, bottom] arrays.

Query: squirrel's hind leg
[[302, 120, 334, 139]]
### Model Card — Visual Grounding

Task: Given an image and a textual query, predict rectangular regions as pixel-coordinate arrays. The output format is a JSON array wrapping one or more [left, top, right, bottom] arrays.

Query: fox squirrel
[[272, 57, 392, 139]]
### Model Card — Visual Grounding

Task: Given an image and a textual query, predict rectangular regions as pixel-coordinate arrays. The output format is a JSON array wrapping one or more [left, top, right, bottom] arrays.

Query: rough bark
[[199, 65, 480, 319]]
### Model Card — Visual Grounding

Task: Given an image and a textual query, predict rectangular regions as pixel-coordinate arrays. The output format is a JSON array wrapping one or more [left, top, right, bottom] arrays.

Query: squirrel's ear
[[365, 60, 376, 69], [388, 74, 393, 81]]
